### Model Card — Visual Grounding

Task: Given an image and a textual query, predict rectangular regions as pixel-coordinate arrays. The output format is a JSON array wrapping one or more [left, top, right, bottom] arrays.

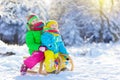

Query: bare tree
[[96, 0, 120, 42]]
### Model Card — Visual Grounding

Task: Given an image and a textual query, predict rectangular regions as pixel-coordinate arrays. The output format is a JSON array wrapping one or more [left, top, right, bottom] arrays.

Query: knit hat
[[26, 14, 42, 30], [27, 14, 39, 25], [44, 20, 59, 35], [46, 20, 58, 28], [44, 20, 58, 31]]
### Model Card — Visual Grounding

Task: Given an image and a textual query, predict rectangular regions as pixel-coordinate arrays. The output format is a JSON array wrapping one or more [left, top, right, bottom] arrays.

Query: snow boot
[[20, 64, 28, 75], [24, 51, 45, 69]]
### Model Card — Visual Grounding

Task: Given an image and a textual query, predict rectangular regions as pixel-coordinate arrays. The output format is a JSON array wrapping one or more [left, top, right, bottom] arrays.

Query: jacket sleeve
[[57, 36, 69, 55], [25, 32, 40, 51]]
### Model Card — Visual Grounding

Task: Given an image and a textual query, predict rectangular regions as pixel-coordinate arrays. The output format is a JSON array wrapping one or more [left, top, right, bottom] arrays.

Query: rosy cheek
[[31, 22, 34, 24], [52, 26, 54, 28]]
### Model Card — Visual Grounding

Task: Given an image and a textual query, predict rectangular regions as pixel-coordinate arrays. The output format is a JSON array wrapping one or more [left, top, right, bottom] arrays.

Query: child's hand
[[39, 46, 46, 52]]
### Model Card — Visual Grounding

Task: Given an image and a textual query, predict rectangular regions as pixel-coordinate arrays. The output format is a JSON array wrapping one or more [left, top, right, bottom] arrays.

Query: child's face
[[30, 19, 39, 30], [31, 19, 39, 25], [50, 24, 58, 30]]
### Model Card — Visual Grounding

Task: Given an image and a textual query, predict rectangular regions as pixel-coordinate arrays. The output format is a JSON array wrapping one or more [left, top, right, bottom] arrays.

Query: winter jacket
[[26, 31, 42, 55], [41, 32, 68, 55]]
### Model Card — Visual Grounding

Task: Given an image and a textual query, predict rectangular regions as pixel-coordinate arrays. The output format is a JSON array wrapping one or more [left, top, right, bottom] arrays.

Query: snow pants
[[44, 50, 56, 72], [44, 50, 66, 72], [24, 51, 45, 69]]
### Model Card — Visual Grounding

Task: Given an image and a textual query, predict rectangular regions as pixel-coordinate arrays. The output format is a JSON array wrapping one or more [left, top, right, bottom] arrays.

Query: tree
[[49, 0, 120, 46], [0, 0, 48, 45], [60, 14, 83, 46]]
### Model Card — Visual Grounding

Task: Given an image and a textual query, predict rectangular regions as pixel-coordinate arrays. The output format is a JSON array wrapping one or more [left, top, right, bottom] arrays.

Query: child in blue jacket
[[41, 20, 69, 73]]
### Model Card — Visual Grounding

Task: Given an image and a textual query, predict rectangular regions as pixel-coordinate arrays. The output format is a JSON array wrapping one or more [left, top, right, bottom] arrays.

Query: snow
[[1, 41, 120, 80]]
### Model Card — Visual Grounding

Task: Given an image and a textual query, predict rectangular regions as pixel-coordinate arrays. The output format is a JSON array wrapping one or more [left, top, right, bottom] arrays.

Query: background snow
[[1, 41, 120, 80]]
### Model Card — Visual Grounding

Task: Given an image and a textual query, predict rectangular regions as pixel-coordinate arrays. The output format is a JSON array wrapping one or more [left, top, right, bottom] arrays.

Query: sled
[[23, 54, 74, 75]]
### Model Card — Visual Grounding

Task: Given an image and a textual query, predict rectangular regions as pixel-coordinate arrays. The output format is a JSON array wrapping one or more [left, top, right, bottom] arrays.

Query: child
[[20, 14, 46, 75], [41, 20, 69, 73]]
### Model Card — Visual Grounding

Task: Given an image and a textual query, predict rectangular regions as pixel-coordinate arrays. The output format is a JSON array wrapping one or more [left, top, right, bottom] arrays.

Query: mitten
[[39, 46, 47, 52]]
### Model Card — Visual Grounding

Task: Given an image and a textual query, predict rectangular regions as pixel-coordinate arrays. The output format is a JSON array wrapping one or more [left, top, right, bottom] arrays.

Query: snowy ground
[[1, 40, 120, 80]]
